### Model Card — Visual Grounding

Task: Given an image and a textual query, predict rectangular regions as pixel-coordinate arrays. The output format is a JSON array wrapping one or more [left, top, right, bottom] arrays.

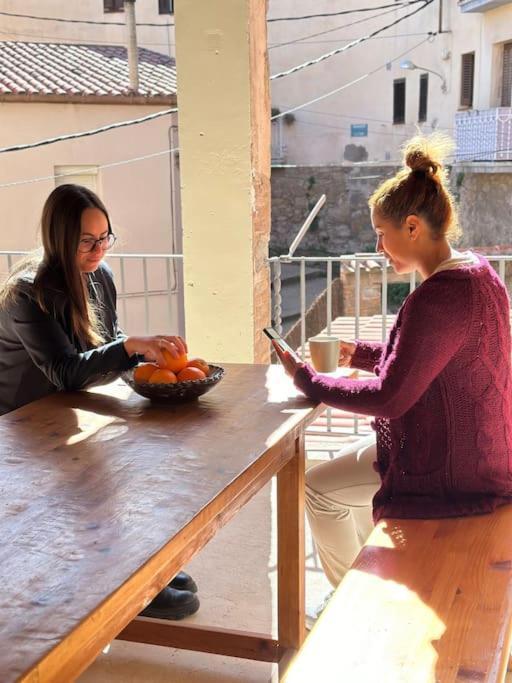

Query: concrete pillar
[[175, 0, 271, 363]]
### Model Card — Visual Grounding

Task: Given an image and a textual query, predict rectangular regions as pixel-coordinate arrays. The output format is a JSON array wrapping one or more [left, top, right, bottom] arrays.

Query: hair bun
[[405, 150, 438, 175]]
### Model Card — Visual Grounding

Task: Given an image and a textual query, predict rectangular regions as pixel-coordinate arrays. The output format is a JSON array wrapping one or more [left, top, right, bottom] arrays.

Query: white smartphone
[[263, 327, 302, 362]]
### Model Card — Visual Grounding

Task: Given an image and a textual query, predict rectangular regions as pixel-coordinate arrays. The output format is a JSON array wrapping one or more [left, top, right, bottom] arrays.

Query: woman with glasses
[[0, 183, 200, 621]]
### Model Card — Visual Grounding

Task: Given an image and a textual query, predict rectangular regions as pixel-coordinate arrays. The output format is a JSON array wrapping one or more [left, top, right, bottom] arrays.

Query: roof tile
[[0, 41, 176, 99]]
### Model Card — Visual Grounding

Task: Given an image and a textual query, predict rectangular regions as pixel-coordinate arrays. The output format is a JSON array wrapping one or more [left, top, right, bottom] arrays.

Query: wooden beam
[[118, 620, 282, 663]]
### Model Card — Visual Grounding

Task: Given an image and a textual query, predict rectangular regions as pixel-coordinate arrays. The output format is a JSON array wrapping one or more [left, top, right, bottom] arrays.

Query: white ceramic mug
[[308, 335, 340, 373]]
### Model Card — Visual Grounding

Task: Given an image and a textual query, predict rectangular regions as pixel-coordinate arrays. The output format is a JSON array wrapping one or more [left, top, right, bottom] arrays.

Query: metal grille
[[455, 107, 512, 161], [418, 73, 428, 122], [460, 53, 475, 108], [502, 43, 512, 108], [393, 78, 406, 125]]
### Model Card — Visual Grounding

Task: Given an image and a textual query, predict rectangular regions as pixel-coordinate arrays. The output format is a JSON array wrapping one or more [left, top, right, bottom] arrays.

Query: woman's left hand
[[272, 340, 304, 378]]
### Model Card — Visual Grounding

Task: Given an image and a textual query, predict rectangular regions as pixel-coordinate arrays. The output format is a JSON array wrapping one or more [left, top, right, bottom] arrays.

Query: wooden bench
[[283, 504, 512, 682]]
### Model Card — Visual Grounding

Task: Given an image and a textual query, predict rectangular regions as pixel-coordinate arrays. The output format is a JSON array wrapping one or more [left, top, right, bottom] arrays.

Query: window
[[104, 0, 124, 12], [502, 42, 512, 107], [460, 52, 475, 108], [54, 166, 99, 194], [418, 73, 428, 122], [159, 0, 174, 13], [393, 78, 406, 124]]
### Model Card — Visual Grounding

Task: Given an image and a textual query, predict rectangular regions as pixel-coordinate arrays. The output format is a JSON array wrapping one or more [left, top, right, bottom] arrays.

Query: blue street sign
[[351, 124, 368, 137]]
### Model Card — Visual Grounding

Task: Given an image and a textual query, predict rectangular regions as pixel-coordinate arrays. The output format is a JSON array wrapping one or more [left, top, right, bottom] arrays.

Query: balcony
[[455, 107, 512, 163], [459, 0, 512, 12]]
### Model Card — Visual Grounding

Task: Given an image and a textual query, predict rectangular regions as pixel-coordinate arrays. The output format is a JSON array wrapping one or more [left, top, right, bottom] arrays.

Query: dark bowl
[[122, 364, 225, 404]]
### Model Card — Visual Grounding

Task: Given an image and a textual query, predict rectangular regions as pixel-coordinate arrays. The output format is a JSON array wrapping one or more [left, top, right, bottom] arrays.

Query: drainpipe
[[125, 0, 139, 92]]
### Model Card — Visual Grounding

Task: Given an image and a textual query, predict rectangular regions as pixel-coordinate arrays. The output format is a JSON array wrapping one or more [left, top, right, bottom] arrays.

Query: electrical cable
[[269, 5, 401, 51], [268, 0, 424, 22], [299, 108, 455, 131], [0, 147, 178, 190], [0, 9, 173, 28], [270, 0, 434, 80], [271, 36, 433, 120], [0, 107, 177, 154], [0, 2, 422, 27]]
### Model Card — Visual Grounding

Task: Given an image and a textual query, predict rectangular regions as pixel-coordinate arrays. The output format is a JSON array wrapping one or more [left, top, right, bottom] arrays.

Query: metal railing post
[[300, 258, 306, 360], [272, 259, 283, 335]]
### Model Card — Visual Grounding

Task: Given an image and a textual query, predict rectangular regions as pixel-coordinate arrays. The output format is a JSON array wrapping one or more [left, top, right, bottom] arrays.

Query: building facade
[[267, 0, 512, 166]]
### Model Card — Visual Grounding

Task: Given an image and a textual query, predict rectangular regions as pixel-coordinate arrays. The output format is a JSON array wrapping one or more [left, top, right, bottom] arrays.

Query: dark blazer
[[0, 261, 136, 415]]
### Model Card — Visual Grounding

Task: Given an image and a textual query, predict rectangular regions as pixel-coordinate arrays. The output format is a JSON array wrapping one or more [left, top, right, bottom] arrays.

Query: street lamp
[[400, 59, 447, 93]]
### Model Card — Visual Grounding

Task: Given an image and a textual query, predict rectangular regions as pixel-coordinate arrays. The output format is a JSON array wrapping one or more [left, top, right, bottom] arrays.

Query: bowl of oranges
[[122, 351, 224, 404]]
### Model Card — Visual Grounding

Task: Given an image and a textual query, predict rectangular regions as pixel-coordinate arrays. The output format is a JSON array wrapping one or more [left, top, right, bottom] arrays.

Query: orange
[[177, 367, 206, 382], [133, 363, 159, 383], [186, 358, 210, 376], [162, 349, 188, 374], [148, 369, 178, 384]]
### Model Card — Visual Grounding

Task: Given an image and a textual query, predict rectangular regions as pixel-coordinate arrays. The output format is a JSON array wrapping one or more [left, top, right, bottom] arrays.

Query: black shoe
[[139, 586, 200, 620], [169, 571, 198, 593]]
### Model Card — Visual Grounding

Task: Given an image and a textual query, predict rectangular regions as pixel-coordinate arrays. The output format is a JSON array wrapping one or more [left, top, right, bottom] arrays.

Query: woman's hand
[[272, 341, 304, 378], [339, 340, 356, 367], [123, 335, 188, 367]]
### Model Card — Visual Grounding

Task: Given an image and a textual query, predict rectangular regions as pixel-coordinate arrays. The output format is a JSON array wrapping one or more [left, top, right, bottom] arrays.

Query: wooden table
[[0, 363, 324, 682]]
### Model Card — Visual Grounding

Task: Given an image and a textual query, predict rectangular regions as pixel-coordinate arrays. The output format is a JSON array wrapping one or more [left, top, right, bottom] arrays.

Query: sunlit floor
[[79, 451, 332, 683]]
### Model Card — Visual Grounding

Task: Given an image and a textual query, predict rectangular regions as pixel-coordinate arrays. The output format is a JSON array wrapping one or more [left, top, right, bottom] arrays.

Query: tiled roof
[[0, 41, 176, 100]]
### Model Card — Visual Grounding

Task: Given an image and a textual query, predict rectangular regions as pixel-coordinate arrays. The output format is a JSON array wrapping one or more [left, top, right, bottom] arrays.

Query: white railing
[[269, 252, 512, 436], [269, 252, 512, 351], [455, 107, 512, 161], [0, 251, 184, 337]]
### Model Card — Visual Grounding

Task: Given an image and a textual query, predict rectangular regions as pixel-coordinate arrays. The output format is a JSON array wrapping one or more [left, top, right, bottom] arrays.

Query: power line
[[295, 117, 441, 138], [299, 108, 455, 131], [0, 9, 174, 28], [0, 108, 177, 155], [0, 27, 175, 48], [0, 147, 178, 190], [268, 0, 424, 22], [269, 5, 400, 51], [269, 32, 435, 45], [0, 2, 421, 27], [271, 36, 433, 119], [270, 0, 434, 80]]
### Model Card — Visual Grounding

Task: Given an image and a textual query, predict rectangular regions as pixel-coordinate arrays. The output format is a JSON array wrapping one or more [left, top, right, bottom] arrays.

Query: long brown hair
[[369, 134, 461, 242], [0, 184, 112, 346]]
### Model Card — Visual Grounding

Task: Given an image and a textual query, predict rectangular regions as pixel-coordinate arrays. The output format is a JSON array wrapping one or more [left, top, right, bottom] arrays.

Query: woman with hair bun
[[274, 135, 512, 610]]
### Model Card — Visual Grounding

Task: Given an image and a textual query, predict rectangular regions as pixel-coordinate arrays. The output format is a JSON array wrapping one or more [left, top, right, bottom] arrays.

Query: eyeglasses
[[78, 234, 117, 254]]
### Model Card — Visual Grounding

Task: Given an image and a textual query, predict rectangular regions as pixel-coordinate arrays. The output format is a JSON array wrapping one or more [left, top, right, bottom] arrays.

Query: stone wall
[[270, 165, 398, 256], [453, 171, 512, 248], [271, 165, 512, 256]]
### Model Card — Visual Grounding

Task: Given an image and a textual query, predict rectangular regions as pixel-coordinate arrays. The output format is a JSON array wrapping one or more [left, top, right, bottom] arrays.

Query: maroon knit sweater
[[294, 254, 512, 521]]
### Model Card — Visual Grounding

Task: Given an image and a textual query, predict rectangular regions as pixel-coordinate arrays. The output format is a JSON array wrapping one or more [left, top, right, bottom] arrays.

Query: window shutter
[[460, 53, 475, 108], [393, 79, 406, 124], [418, 73, 428, 122], [502, 43, 512, 107]]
